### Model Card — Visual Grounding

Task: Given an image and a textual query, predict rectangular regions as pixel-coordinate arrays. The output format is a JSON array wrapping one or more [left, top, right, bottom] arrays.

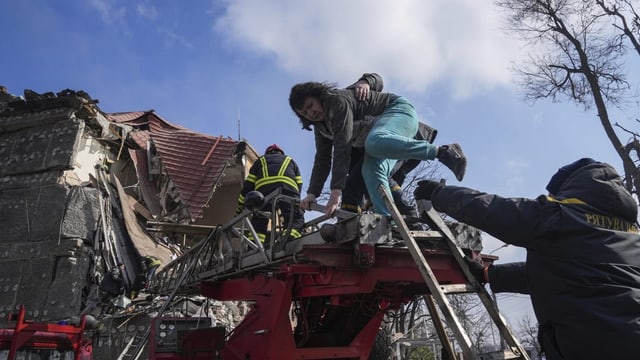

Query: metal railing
[[146, 191, 331, 295]]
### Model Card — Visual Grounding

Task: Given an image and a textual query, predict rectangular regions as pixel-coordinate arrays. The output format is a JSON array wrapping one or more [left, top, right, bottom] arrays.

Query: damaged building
[[0, 87, 257, 358]]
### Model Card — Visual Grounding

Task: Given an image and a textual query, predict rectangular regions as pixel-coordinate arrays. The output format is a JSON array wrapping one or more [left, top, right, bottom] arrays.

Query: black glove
[[464, 256, 488, 284], [413, 179, 444, 201]]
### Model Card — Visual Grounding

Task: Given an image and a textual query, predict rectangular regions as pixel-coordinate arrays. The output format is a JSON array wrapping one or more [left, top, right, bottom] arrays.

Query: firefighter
[[142, 255, 162, 284], [99, 262, 127, 303], [236, 144, 305, 246], [415, 158, 640, 360], [130, 255, 162, 298]]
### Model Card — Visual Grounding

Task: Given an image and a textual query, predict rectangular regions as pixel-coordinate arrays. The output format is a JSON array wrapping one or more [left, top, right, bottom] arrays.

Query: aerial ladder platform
[[140, 189, 530, 360]]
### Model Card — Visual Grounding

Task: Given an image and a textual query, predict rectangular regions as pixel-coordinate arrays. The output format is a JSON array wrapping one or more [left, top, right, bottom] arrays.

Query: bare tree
[[517, 314, 543, 359], [386, 298, 439, 359], [495, 0, 640, 196], [449, 294, 494, 354]]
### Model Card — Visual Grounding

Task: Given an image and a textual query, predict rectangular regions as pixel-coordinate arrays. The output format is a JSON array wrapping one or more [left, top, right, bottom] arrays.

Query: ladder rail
[[117, 334, 144, 360], [423, 295, 458, 360], [417, 199, 530, 359], [120, 226, 221, 359], [377, 185, 477, 360]]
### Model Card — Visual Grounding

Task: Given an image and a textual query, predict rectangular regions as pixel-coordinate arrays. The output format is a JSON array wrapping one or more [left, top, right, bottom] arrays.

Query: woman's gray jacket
[[307, 73, 398, 196]]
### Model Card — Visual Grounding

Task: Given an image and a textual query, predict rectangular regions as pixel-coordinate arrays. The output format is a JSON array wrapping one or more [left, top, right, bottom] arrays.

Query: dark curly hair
[[289, 81, 336, 131]]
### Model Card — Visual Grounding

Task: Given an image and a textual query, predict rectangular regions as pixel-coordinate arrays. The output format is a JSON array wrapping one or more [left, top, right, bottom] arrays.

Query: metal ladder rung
[[410, 230, 449, 250], [480, 349, 528, 360], [439, 283, 477, 294], [408, 230, 443, 239], [117, 334, 146, 360]]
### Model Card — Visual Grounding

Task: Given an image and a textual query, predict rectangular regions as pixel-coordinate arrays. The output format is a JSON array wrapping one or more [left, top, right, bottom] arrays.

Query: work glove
[[413, 179, 444, 201], [464, 256, 488, 284]]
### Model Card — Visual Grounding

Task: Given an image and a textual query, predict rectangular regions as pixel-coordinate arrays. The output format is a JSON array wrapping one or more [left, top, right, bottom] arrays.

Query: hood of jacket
[[553, 161, 637, 223]]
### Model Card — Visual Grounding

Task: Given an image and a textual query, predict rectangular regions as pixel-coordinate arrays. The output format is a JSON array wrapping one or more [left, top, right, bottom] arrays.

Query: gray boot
[[437, 144, 467, 181]]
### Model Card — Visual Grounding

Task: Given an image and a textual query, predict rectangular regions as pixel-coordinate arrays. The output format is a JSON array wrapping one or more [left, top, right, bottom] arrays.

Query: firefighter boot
[[437, 143, 467, 181]]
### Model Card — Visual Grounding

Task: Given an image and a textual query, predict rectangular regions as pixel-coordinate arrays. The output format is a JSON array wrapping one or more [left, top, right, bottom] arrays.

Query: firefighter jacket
[[430, 161, 640, 360], [143, 255, 161, 270], [236, 153, 303, 214], [99, 267, 127, 297]]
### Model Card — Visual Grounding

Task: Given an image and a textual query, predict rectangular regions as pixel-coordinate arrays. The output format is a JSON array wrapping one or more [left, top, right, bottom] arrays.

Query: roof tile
[[106, 111, 239, 221]]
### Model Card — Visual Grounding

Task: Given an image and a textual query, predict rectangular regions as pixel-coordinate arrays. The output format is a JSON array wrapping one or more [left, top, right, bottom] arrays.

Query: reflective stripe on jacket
[[236, 153, 302, 214]]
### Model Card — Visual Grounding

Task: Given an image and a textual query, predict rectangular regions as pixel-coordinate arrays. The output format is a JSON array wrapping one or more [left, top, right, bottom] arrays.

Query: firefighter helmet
[[265, 144, 284, 155], [244, 190, 265, 211]]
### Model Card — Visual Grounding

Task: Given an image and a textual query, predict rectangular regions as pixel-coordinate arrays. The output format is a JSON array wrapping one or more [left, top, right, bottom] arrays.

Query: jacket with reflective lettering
[[430, 161, 640, 360]]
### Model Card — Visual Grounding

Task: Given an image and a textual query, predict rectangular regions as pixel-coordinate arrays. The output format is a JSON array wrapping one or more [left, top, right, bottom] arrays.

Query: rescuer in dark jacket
[[99, 262, 128, 301], [236, 144, 305, 244], [414, 158, 640, 360]]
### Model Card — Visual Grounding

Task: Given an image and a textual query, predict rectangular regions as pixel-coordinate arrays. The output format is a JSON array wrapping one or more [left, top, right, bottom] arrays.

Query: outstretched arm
[[430, 185, 552, 249]]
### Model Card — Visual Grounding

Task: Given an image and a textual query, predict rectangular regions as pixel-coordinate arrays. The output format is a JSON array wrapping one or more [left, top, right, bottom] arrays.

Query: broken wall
[[0, 91, 256, 359], [0, 104, 99, 321]]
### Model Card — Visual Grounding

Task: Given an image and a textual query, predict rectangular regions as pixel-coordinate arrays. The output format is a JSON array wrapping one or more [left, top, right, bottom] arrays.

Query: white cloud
[[214, 0, 522, 98], [136, 3, 159, 20], [88, 0, 127, 25], [158, 28, 195, 49]]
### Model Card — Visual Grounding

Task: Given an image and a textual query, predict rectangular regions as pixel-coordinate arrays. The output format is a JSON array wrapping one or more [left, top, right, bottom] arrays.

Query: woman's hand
[[300, 194, 316, 211], [325, 189, 342, 216], [353, 80, 370, 101]]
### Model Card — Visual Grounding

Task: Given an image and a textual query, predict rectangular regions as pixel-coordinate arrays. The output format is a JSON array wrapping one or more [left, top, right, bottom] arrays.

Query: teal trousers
[[363, 97, 438, 215]]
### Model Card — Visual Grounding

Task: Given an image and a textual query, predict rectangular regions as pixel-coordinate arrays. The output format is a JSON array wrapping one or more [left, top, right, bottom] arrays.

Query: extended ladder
[[377, 185, 530, 360], [118, 227, 218, 360], [117, 334, 146, 360]]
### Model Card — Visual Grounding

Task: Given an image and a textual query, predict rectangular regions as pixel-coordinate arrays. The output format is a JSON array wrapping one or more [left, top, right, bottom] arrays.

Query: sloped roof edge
[[106, 110, 242, 221]]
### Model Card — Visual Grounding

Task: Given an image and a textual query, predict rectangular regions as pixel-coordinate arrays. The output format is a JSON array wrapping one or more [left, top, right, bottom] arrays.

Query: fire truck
[[1, 191, 529, 360], [0, 305, 93, 359]]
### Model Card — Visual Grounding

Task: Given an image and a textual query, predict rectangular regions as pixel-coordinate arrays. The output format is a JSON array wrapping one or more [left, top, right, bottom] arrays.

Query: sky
[[3, 0, 639, 338]]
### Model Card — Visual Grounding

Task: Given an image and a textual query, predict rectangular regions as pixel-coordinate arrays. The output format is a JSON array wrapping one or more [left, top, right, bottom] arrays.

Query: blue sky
[[3, 0, 639, 331]]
